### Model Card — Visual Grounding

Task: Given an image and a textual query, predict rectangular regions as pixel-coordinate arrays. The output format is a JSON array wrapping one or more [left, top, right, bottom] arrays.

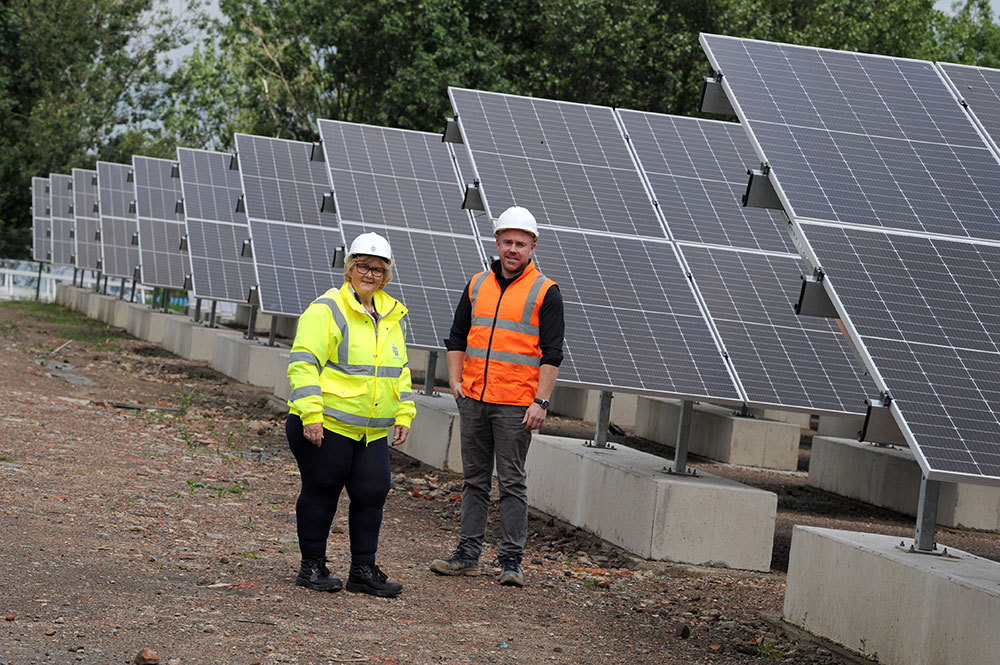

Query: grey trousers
[[456, 397, 532, 561]]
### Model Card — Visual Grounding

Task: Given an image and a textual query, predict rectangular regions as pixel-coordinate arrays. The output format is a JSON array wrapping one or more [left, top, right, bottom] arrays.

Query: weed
[[186, 479, 206, 495], [237, 551, 263, 559], [799, 612, 808, 630], [0, 455, 15, 463], [0, 320, 17, 337], [242, 516, 255, 531], [174, 388, 196, 419], [759, 638, 790, 660], [858, 638, 877, 662]]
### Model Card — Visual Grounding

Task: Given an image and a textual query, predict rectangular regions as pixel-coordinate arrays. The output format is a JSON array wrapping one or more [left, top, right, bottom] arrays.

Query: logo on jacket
[[391, 343, 399, 358]]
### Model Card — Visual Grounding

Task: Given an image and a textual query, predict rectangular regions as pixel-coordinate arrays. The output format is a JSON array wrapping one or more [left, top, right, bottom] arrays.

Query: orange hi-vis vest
[[461, 260, 557, 406]]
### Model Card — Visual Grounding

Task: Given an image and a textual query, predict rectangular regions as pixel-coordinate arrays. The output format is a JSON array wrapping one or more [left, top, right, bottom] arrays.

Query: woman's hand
[[392, 425, 410, 446], [303, 423, 324, 447]]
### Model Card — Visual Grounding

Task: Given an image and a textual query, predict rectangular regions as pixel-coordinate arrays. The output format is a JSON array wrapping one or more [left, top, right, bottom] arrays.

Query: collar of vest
[[338, 282, 406, 321]]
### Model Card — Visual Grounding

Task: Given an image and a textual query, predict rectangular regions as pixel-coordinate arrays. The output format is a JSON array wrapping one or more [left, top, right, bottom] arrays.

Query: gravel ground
[[1, 300, 997, 665]]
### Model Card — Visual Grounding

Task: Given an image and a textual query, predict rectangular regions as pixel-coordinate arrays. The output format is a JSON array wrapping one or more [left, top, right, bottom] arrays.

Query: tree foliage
[[5, 0, 1000, 258]]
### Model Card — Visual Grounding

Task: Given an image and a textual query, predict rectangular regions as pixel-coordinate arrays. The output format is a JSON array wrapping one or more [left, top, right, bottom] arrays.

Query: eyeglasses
[[355, 263, 386, 278]]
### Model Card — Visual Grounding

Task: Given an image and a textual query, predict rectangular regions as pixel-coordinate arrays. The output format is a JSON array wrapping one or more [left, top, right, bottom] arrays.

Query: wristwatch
[[533, 398, 549, 410]]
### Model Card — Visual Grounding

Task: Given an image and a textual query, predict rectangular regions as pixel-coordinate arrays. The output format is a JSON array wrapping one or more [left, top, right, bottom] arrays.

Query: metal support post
[[209, 300, 218, 328], [669, 400, 697, 476], [246, 305, 258, 340], [119, 277, 126, 300], [586, 391, 615, 449], [129, 279, 137, 303], [35, 262, 43, 301], [72, 267, 78, 286], [162, 289, 171, 314], [267, 317, 277, 346], [910, 476, 942, 554], [193, 298, 202, 323], [101, 274, 107, 294], [150, 287, 159, 309], [423, 350, 438, 396]]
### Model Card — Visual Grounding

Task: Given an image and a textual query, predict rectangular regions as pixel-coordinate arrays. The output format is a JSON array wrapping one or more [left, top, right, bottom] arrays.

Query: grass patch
[[0, 455, 15, 463], [0, 300, 126, 350]]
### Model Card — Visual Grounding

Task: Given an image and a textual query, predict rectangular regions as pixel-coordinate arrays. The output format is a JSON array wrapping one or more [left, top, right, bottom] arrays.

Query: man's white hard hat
[[493, 206, 538, 238], [348, 232, 392, 264]]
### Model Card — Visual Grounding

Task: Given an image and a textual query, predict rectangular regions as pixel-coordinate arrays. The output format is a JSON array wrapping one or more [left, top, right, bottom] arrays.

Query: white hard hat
[[348, 232, 392, 264], [493, 206, 538, 238]]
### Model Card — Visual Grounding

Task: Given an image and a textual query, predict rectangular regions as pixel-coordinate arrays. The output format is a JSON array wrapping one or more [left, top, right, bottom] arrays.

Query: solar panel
[[48, 173, 75, 266], [96, 161, 140, 280], [318, 119, 487, 348], [72, 169, 102, 271], [938, 62, 1000, 153], [31, 177, 50, 263], [234, 133, 338, 316], [798, 221, 1000, 481], [534, 229, 742, 402], [132, 156, 189, 290], [681, 245, 869, 414], [701, 34, 1000, 242], [618, 111, 795, 253], [450, 87, 667, 238], [177, 147, 256, 303]]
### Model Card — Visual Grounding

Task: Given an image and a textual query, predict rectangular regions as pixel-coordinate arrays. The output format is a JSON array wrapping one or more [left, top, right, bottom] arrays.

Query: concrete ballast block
[[784, 526, 1000, 665]]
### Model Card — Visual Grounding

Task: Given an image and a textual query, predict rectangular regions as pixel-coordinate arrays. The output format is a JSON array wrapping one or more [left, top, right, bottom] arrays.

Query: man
[[430, 205, 564, 587]]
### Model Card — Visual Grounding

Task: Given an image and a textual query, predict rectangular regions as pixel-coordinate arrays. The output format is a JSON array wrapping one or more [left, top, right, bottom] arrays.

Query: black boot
[[295, 556, 343, 592], [346, 562, 402, 597]]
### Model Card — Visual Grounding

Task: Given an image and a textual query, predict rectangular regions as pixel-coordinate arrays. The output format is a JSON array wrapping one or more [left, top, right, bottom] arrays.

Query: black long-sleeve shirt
[[444, 260, 564, 367]]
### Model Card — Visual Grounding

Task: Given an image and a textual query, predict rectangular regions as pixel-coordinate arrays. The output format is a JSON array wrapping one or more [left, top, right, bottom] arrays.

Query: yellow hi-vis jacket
[[287, 282, 416, 442]]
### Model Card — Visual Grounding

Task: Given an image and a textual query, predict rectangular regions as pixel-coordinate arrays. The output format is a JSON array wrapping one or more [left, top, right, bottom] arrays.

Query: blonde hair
[[344, 254, 392, 289]]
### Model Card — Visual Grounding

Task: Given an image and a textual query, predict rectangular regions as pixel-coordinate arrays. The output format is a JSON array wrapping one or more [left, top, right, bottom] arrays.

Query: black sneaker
[[295, 556, 343, 592], [346, 562, 403, 598], [497, 555, 524, 587], [429, 549, 482, 576]]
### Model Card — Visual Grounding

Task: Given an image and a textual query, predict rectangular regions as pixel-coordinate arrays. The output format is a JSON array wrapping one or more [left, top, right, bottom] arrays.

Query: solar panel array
[[132, 156, 189, 290], [235, 133, 338, 316], [177, 148, 256, 303], [31, 177, 50, 263], [620, 110, 870, 414], [450, 87, 744, 404], [48, 173, 75, 266], [72, 168, 102, 271], [702, 33, 1000, 484], [938, 62, 1000, 153], [318, 119, 486, 349], [96, 161, 140, 280]]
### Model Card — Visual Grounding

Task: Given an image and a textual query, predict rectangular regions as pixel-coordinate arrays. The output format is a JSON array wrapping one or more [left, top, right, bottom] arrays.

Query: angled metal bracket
[[859, 394, 906, 446], [310, 141, 325, 162], [133, 265, 142, 281], [94, 228, 101, 241], [175, 199, 184, 214], [241, 239, 253, 258], [742, 166, 783, 210], [247, 286, 260, 306], [795, 272, 838, 318], [95, 259, 102, 271], [92, 202, 99, 214], [91, 173, 98, 186], [179, 235, 188, 251], [229, 153, 239, 171], [442, 117, 464, 144], [321, 193, 336, 214], [68, 227, 75, 239], [45, 227, 51, 238], [126, 169, 134, 183], [235, 195, 245, 213], [462, 181, 485, 211], [699, 74, 736, 117], [68, 204, 74, 215], [183, 274, 193, 290], [128, 200, 137, 214], [130, 232, 139, 246], [332, 246, 346, 269], [170, 162, 180, 178]]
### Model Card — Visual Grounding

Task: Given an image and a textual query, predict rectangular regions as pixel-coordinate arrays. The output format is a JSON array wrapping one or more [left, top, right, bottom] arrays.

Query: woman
[[285, 231, 415, 597]]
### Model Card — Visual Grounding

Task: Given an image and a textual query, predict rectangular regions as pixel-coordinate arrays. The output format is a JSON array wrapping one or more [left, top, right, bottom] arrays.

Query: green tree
[[0, 0, 201, 259]]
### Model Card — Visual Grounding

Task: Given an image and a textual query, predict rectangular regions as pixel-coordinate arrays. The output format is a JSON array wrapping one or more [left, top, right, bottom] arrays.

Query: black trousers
[[286, 414, 391, 563]]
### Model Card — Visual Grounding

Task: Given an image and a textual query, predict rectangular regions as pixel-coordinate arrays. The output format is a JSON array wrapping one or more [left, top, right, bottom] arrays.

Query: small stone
[[4, 614, 14, 621], [675, 624, 691, 639], [331, 524, 345, 534], [134, 647, 160, 664], [202, 623, 217, 634], [553, 647, 563, 653], [816, 647, 830, 657], [708, 643, 722, 652], [45, 629, 57, 636]]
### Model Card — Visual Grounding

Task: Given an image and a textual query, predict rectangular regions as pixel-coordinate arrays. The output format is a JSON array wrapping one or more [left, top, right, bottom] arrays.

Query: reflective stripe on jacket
[[461, 260, 556, 406], [287, 282, 416, 441]]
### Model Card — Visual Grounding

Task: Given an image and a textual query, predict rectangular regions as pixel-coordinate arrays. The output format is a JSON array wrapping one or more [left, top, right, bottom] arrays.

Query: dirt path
[[0, 301, 987, 665]]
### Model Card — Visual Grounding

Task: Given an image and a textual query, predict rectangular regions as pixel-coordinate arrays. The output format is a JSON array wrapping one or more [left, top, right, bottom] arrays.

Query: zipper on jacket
[[479, 275, 507, 401]]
